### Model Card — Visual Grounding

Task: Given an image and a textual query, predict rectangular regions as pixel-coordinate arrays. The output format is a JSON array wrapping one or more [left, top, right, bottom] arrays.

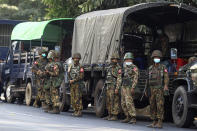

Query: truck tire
[[172, 86, 195, 128], [94, 79, 106, 117], [25, 82, 33, 106], [6, 83, 15, 103], [59, 82, 70, 112]]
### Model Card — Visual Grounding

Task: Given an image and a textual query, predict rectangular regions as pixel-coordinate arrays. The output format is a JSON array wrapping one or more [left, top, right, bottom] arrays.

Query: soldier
[[103, 53, 121, 121], [68, 53, 84, 117], [46, 51, 64, 114], [43, 50, 56, 113], [32, 48, 48, 108], [117, 52, 139, 124], [147, 50, 169, 128]]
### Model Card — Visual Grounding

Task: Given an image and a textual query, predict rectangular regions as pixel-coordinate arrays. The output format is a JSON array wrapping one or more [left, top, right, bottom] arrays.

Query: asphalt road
[[0, 102, 196, 131]]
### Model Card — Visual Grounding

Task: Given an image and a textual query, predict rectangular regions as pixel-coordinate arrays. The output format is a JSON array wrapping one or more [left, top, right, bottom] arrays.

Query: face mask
[[125, 62, 132, 66], [154, 58, 160, 63], [42, 53, 46, 57]]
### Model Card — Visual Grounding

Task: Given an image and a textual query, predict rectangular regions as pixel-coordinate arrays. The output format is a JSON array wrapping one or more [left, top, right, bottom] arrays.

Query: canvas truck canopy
[[11, 18, 74, 43], [72, 2, 197, 65]]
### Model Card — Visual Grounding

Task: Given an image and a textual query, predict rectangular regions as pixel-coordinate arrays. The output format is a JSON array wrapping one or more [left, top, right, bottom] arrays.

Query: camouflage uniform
[[147, 50, 169, 128], [148, 64, 169, 122], [104, 58, 121, 120], [32, 49, 48, 108], [117, 52, 139, 124], [69, 53, 84, 116]]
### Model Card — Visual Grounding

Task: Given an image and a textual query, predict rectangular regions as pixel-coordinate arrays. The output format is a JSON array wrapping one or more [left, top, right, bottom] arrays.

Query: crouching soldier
[[103, 53, 121, 121], [32, 48, 48, 108], [69, 53, 84, 117], [147, 50, 169, 128], [118, 52, 139, 124]]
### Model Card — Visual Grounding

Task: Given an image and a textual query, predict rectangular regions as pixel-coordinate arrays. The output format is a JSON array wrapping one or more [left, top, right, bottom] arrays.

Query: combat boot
[[76, 110, 82, 117], [155, 119, 163, 128], [121, 116, 131, 123], [41, 102, 47, 110], [128, 117, 136, 124], [48, 107, 60, 114], [44, 105, 52, 113], [33, 101, 39, 108], [146, 120, 157, 128], [103, 115, 111, 120], [72, 111, 78, 116], [108, 115, 118, 121]]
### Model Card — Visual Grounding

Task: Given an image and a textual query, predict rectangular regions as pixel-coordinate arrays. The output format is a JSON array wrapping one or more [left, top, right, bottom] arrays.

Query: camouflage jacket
[[148, 64, 169, 88], [117, 64, 139, 89], [68, 63, 84, 84], [32, 58, 48, 78], [106, 64, 121, 86], [45, 61, 64, 88]]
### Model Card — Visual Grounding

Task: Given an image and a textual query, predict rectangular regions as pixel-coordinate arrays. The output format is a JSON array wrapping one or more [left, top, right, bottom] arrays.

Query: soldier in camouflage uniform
[[68, 53, 84, 117], [43, 50, 56, 113], [147, 50, 169, 128], [117, 52, 139, 124], [46, 51, 64, 114], [32, 48, 48, 108], [103, 53, 121, 121]]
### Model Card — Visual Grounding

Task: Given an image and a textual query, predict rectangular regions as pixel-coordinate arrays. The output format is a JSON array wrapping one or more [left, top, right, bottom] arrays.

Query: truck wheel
[[94, 79, 106, 117], [6, 83, 15, 103], [59, 82, 70, 112], [25, 82, 33, 106], [172, 86, 195, 128]]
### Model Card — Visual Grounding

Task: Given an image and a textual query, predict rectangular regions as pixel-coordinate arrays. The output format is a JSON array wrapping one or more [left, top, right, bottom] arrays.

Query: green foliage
[[0, 0, 46, 21]]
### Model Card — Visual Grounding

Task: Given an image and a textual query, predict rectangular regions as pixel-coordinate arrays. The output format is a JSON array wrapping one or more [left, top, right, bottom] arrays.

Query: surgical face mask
[[154, 58, 160, 63], [124, 62, 133, 66], [42, 53, 46, 57]]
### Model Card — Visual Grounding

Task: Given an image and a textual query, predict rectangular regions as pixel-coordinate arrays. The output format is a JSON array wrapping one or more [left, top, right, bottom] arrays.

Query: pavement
[[0, 102, 196, 131]]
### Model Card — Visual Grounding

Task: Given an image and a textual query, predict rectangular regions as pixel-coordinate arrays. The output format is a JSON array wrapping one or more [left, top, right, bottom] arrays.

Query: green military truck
[[64, 2, 197, 128]]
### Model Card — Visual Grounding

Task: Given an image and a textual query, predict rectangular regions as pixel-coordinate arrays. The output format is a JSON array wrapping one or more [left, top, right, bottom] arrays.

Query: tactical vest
[[122, 65, 135, 87], [106, 65, 119, 84], [69, 64, 81, 81], [149, 64, 164, 88]]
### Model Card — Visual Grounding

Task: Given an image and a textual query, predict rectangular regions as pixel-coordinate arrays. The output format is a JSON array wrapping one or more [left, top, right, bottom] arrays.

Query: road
[[0, 102, 196, 131]]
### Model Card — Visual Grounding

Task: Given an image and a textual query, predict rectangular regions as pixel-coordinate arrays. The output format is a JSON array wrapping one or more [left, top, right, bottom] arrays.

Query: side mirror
[[171, 48, 177, 59]]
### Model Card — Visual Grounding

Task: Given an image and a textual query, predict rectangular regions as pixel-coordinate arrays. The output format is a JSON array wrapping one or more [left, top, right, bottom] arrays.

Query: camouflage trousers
[[44, 88, 51, 106], [34, 79, 45, 105], [121, 86, 136, 118], [106, 84, 120, 115], [70, 83, 83, 111], [50, 86, 60, 108], [149, 88, 164, 120]]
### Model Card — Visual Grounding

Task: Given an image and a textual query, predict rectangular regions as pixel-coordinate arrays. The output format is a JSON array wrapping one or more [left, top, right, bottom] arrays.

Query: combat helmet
[[72, 53, 81, 59], [37, 47, 48, 55], [47, 50, 56, 59], [124, 52, 134, 60], [111, 53, 120, 59], [151, 50, 162, 58], [54, 51, 60, 58]]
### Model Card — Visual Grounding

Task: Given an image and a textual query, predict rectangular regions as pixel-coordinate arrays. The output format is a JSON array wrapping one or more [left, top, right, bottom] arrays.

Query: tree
[[0, 0, 46, 21]]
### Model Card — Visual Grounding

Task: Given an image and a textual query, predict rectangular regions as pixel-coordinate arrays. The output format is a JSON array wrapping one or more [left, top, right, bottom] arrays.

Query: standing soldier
[[46, 51, 64, 114], [68, 53, 84, 117], [43, 50, 56, 113], [103, 53, 121, 121], [147, 50, 169, 128], [117, 52, 139, 124], [32, 48, 48, 108]]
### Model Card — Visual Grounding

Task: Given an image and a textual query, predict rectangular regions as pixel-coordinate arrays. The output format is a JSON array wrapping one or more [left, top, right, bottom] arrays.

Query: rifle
[[140, 69, 151, 101], [64, 64, 70, 87], [98, 82, 107, 104]]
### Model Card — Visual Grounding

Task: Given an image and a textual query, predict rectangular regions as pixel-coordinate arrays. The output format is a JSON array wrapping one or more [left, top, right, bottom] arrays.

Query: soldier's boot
[[108, 115, 118, 121], [121, 116, 131, 123], [76, 110, 82, 117], [155, 119, 163, 128], [103, 115, 111, 120], [128, 117, 136, 124], [72, 111, 78, 116], [41, 102, 48, 110], [33, 101, 39, 108], [146, 120, 157, 128], [44, 105, 52, 113], [48, 107, 60, 114]]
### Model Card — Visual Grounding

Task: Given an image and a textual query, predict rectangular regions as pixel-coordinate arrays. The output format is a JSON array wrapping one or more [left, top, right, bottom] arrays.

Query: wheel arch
[[172, 78, 191, 92]]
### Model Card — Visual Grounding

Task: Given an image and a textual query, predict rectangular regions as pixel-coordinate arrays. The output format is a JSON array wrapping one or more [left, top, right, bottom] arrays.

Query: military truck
[[2, 18, 74, 108], [64, 2, 197, 128]]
